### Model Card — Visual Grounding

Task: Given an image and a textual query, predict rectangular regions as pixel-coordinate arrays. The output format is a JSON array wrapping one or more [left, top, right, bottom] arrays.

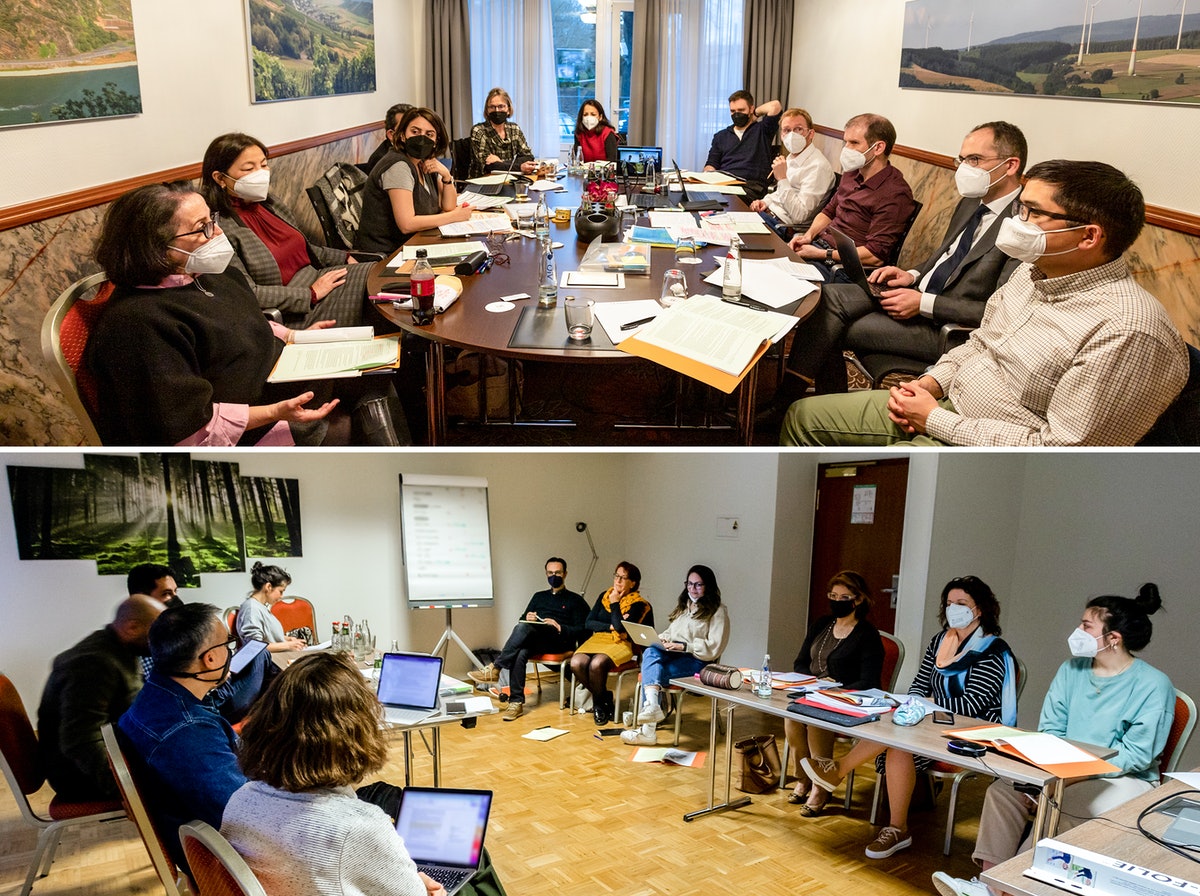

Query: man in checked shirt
[[781, 160, 1189, 447]]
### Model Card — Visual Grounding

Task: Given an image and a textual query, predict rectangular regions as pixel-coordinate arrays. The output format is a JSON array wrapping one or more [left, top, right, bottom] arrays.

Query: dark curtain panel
[[629, 0, 663, 145], [742, 0, 793, 109], [427, 0, 474, 139]]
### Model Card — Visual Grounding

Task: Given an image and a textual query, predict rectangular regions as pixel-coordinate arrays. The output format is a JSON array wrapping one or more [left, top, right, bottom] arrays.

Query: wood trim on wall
[[0, 122, 381, 233], [814, 124, 1200, 237]]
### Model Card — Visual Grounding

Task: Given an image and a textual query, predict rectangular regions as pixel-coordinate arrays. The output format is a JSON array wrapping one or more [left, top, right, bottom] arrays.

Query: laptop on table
[[376, 652, 444, 726], [395, 787, 493, 896], [617, 145, 663, 178]]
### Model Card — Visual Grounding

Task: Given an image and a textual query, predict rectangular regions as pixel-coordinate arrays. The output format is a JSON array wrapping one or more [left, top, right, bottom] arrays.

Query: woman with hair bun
[[934, 584, 1174, 896], [236, 562, 306, 652]]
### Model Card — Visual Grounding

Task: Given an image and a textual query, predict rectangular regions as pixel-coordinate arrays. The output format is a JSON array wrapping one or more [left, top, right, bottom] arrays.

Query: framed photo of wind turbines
[[901, 0, 1200, 105]]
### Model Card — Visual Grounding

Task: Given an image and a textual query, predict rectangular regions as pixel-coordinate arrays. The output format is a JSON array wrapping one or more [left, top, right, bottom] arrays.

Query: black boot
[[353, 395, 411, 446]]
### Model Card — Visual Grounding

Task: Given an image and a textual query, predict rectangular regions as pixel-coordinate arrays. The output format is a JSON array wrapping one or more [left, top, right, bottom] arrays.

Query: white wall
[[789, 0, 1200, 213], [0, 0, 425, 207]]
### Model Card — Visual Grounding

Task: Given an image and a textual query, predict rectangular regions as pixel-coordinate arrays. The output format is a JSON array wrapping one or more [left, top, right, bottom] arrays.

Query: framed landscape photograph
[[0, 0, 142, 129], [244, 0, 376, 103], [902, 0, 1200, 106]]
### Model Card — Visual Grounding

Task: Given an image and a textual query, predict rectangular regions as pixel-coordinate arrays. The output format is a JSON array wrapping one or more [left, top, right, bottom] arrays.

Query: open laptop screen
[[618, 146, 663, 177], [396, 787, 493, 868], [376, 652, 442, 710]]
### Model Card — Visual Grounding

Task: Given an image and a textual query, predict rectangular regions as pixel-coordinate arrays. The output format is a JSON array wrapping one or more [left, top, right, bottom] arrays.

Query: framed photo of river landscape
[[902, 0, 1200, 106], [244, 0, 376, 104], [0, 1, 142, 129]]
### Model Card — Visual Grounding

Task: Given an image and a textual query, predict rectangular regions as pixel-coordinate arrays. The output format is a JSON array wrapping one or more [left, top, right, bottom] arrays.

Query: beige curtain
[[628, 0, 663, 146], [743, 0, 793, 109], [426, 0, 474, 140]]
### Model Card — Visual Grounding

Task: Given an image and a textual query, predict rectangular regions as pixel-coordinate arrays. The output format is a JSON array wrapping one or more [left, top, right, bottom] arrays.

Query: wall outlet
[[716, 517, 740, 538]]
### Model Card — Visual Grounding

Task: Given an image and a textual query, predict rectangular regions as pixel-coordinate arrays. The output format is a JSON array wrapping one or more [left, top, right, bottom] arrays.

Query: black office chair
[[884, 200, 923, 268], [305, 162, 368, 251], [451, 137, 473, 182], [1139, 343, 1200, 445], [849, 322, 974, 390]]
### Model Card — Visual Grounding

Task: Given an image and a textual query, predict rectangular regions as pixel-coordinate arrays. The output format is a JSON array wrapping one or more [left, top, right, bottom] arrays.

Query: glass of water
[[660, 269, 688, 307]]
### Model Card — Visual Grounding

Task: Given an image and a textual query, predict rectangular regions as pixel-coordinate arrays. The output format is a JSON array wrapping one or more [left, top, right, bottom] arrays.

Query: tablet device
[[229, 638, 267, 676]]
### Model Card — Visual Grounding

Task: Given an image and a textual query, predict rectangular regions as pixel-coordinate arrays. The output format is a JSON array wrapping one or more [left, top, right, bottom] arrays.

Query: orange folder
[[617, 334, 770, 393], [945, 725, 1119, 778]]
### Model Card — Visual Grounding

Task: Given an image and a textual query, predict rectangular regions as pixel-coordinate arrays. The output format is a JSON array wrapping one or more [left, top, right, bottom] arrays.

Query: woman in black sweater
[[783, 571, 883, 814]]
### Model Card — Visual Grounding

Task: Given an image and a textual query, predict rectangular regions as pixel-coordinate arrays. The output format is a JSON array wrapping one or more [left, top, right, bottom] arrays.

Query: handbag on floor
[[734, 734, 781, 793]]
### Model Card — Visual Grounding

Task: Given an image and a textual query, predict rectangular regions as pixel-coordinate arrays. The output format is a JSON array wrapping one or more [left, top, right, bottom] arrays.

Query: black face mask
[[403, 135, 437, 160], [487, 110, 508, 125], [731, 111, 751, 128], [547, 575, 564, 589], [829, 598, 856, 618]]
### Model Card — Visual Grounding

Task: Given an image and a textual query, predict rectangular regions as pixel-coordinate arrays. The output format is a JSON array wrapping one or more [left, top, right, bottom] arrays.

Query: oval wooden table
[[367, 178, 818, 445]]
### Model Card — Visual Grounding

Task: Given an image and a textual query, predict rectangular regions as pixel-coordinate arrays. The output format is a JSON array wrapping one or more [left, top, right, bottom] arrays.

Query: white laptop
[[395, 787, 493, 896], [622, 620, 662, 647], [376, 652, 444, 726]]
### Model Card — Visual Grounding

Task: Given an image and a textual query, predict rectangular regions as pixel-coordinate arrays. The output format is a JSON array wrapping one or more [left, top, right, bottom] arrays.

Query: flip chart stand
[[431, 608, 484, 669]]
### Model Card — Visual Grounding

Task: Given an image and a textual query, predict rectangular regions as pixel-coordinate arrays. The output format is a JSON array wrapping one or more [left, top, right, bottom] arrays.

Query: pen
[[741, 246, 775, 253], [721, 297, 769, 312], [621, 316, 657, 330]]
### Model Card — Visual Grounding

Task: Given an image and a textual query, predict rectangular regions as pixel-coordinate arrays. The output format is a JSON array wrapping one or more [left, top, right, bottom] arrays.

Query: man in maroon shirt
[[789, 113, 916, 277]]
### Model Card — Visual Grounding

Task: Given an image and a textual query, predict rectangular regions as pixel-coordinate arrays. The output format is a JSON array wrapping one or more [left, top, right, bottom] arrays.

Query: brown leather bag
[[734, 734, 781, 793]]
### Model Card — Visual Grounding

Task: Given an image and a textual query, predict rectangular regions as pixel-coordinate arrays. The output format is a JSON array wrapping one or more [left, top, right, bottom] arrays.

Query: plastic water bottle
[[410, 249, 436, 325], [756, 653, 772, 698], [645, 158, 657, 192], [538, 242, 558, 308], [535, 194, 550, 243], [722, 235, 743, 298]]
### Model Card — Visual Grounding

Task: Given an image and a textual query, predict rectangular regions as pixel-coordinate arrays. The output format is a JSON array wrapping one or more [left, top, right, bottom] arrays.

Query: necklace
[[1091, 657, 1134, 693], [812, 620, 849, 678]]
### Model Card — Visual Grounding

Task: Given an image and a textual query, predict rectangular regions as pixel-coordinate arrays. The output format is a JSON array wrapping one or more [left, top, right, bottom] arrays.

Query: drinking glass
[[675, 236, 700, 265], [660, 269, 688, 307], [564, 296, 595, 341]]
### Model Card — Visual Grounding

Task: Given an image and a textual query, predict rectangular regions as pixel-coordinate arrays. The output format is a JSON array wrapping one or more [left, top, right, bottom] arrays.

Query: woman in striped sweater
[[801, 575, 1018, 862]]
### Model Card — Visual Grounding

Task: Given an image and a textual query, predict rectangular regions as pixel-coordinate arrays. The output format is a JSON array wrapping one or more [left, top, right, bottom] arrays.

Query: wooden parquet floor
[[1, 684, 987, 895]]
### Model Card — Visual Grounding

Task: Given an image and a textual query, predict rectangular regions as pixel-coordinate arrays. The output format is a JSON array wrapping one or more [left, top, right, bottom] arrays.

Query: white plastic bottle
[[722, 235, 743, 298]]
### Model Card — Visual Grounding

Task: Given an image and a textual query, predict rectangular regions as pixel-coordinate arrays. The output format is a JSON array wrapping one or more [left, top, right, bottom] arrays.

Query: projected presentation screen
[[399, 474, 494, 608]]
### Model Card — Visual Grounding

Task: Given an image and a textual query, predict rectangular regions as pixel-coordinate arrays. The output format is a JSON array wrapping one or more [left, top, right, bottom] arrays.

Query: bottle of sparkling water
[[538, 242, 558, 308], [722, 235, 743, 298], [756, 653, 772, 698], [535, 194, 550, 243]]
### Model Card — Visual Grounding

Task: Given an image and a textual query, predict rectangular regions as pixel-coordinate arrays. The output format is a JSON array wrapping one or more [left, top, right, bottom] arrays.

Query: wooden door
[[807, 459, 909, 635]]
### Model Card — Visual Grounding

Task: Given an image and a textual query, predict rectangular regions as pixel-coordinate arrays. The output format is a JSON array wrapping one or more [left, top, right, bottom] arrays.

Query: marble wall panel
[[1, 128, 1196, 446]]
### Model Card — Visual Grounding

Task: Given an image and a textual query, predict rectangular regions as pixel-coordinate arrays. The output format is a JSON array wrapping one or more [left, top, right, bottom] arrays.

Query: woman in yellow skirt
[[569, 562, 652, 725]]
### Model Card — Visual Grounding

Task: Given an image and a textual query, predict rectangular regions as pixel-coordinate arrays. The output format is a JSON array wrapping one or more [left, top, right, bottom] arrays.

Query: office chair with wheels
[[0, 675, 127, 896], [179, 821, 267, 896]]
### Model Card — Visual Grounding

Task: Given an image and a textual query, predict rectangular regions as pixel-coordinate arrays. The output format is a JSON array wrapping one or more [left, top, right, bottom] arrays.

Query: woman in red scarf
[[572, 99, 619, 163]]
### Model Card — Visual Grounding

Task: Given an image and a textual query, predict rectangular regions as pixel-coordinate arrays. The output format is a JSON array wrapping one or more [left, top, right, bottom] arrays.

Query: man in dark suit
[[777, 121, 1027, 397]]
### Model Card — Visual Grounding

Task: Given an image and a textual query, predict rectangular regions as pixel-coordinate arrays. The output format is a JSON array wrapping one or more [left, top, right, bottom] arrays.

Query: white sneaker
[[620, 723, 658, 745], [638, 701, 665, 724], [932, 873, 990, 896]]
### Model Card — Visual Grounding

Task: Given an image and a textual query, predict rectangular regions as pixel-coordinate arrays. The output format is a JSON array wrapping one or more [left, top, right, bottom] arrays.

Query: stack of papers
[[702, 259, 819, 308], [437, 214, 512, 237], [457, 191, 513, 210], [268, 328, 401, 383]]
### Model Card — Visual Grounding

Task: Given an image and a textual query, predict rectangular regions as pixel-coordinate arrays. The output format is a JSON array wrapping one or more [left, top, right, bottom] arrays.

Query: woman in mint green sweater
[[935, 585, 1174, 896]]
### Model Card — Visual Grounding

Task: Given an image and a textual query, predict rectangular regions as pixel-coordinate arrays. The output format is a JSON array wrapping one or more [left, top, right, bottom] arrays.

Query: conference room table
[[981, 772, 1200, 896], [670, 676, 1108, 840], [367, 176, 819, 445]]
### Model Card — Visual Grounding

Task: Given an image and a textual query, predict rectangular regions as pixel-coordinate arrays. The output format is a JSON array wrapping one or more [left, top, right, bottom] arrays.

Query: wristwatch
[[825, 248, 833, 263]]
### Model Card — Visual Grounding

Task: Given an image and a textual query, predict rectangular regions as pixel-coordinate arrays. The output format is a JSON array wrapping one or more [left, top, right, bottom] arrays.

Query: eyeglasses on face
[[173, 212, 221, 241], [827, 591, 855, 600], [198, 637, 237, 661], [613, 573, 630, 581], [955, 154, 1003, 168], [1013, 200, 1083, 225], [685, 580, 705, 590]]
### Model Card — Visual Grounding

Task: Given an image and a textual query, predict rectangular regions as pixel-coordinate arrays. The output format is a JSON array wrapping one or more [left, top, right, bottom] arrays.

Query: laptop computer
[[395, 787, 493, 896], [376, 652, 444, 726], [617, 145, 663, 178], [824, 226, 887, 297], [622, 620, 662, 647], [670, 160, 724, 212]]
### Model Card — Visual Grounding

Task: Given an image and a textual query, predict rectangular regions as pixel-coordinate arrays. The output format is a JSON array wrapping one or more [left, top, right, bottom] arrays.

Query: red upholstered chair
[[180, 820, 268, 896], [268, 596, 317, 640], [1162, 689, 1196, 776], [40, 272, 112, 445], [527, 651, 574, 708], [0, 674, 126, 896]]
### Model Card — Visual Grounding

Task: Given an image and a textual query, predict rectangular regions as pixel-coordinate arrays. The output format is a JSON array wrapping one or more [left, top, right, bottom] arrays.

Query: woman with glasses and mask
[[621, 565, 729, 746], [198, 133, 370, 328], [85, 182, 344, 446], [469, 87, 536, 179], [569, 562, 652, 726], [356, 106, 472, 254], [783, 571, 883, 814], [801, 575, 1018, 862], [934, 585, 1172, 896]]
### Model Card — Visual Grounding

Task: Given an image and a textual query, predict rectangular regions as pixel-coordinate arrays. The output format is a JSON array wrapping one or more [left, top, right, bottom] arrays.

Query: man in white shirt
[[749, 107, 835, 237], [777, 121, 1027, 398]]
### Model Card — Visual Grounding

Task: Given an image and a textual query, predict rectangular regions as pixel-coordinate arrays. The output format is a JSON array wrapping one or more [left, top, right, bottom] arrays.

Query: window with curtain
[[654, 0, 743, 169], [468, 0, 561, 161]]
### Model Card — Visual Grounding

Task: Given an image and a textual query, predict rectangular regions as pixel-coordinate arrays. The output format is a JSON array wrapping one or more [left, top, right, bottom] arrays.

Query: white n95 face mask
[[994, 217, 1087, 265], [955, 159, 1006, 199], [582, 115, 599, 130], [1067, 626, 1102, 658], [783, 132, 806, 154], [839, 146, 867, 172], [231, 168, 270, 202], [944, 603, 975, 630], [172, 232, 235, 275]]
